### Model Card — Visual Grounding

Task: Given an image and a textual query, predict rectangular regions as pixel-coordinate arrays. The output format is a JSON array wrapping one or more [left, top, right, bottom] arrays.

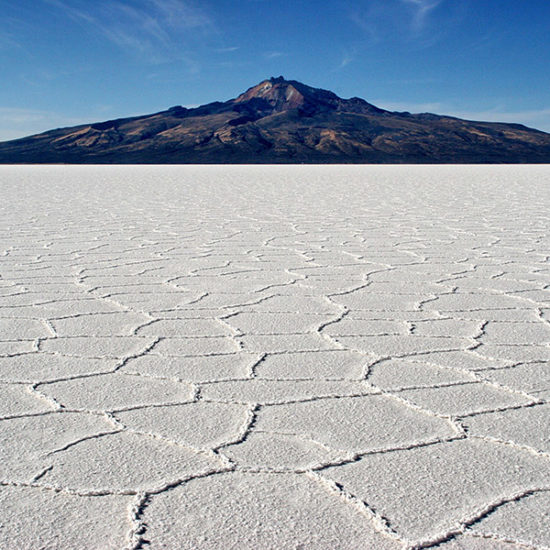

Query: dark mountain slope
[[1, 76, 549, 163]]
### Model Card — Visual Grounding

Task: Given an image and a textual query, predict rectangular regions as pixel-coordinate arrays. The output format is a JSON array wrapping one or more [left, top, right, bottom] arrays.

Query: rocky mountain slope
[[1, 76, 549, 163]]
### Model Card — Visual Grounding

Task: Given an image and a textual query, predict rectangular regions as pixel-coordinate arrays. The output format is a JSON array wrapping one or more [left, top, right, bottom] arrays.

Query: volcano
[[1, 76, 549, 163]]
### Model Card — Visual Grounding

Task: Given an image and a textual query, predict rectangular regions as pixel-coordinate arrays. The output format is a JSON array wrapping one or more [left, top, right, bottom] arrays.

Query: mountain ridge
[[1, 76, 549, 164]]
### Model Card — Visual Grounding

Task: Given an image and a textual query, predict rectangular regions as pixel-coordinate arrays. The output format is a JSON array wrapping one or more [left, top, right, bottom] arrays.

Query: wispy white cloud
[[264, 51, 284, 59], [350, 0, 445, 43], [149, 0, 212, 29], [348, 7, 384, 43], [339, 52, 354, 69], [401, 0, 442, 32], [0, 14, 33, 51], [43, 0, 215, 64]]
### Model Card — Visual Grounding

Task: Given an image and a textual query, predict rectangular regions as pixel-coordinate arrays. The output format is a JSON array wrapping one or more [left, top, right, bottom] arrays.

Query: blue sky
[[1, 0, 549, 140]]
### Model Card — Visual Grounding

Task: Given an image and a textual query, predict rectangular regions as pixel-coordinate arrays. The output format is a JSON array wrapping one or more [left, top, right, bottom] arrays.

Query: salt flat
[[0, 164, 549, 549]]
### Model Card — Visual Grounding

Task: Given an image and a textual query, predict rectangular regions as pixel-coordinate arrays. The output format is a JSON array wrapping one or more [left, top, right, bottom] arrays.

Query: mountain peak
[[231, 76, 347, 115], [233, 77, 305, 110]]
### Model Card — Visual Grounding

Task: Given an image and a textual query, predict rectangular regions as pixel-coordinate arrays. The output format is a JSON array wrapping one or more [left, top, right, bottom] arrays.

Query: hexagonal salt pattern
[[1, 164, 550, 549]]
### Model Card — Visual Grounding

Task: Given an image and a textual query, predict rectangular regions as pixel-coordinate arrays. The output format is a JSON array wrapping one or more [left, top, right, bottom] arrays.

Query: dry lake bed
[[0, 164, 549, 549]]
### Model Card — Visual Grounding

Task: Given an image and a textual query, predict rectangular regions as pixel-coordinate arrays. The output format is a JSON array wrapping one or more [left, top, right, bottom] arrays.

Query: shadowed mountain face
[[1, 76, 550, 163]]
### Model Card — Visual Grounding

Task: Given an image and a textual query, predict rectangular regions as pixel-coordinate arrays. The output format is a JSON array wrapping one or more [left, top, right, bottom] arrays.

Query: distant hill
[[1, 76, 550, 163]]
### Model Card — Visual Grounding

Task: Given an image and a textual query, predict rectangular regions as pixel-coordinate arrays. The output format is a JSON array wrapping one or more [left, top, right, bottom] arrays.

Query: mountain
[[1, 76, 550, 164]]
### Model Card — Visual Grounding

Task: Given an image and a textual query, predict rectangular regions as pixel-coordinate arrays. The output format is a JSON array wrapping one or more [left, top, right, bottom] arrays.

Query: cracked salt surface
[[0, 164, 549, 549]]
